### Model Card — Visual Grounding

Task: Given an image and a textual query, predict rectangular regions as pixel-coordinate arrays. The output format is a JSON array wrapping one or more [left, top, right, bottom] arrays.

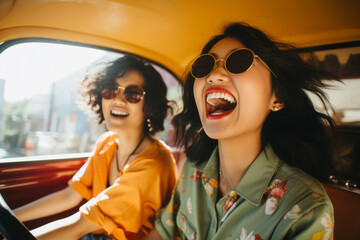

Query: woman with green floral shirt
[[145, 22, 336, 240]]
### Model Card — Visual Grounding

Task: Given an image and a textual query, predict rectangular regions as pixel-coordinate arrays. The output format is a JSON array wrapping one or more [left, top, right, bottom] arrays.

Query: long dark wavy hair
[[172, 22, 339, 181], [81, 55, 173, 135]]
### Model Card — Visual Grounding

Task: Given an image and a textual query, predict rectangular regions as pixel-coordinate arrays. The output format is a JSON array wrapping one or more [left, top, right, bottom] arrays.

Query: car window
[[303, 45, 360, 191], [0, 41, 182, 159], [303, 46, 360, 122]]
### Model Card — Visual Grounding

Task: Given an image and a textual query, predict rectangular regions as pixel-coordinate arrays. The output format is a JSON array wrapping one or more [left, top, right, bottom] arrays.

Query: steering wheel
[[0, 193, 36, 240]]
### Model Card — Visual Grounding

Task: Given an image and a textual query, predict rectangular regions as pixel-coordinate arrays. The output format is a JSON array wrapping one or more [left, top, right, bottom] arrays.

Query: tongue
[[207, 98, 236, 115]]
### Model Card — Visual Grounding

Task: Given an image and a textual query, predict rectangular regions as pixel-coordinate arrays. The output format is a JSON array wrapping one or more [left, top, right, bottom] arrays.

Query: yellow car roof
[[1, 0, 359, 78]]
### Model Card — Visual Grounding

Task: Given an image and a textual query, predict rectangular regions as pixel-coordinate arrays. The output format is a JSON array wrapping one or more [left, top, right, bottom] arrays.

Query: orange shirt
[[68, 132, 177, 239]]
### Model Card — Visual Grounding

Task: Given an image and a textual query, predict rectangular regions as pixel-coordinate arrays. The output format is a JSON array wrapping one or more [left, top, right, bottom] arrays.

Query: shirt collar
[[192, 145, 280, 206], [193, 147, 219, 180], [235, 145, 280, 205]]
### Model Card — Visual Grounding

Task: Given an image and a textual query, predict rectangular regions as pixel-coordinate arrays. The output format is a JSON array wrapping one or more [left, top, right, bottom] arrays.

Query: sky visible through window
[[0, 43, 106, 103]]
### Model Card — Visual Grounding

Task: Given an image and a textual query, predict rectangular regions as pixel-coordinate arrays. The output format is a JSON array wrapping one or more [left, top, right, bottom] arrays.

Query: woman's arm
[[281, 204, 334, 240], [31, 212, 101, 240], [13, 186, 83, 222]]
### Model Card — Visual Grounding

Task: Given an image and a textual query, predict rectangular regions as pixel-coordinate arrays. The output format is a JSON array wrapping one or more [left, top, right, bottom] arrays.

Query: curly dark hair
[[172, 22, 339, 182], [81, 55, 173, 135]]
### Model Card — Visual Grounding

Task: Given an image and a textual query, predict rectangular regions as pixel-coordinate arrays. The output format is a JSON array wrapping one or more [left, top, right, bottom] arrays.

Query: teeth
[[206, 92, 235, 105], [111, 110, 128, 116], [211, 112, 223, 115]]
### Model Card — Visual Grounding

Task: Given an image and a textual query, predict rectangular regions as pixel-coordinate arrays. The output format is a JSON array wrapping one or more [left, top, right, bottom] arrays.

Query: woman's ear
[[269, 89, 284, 112], [271, 100, 285, 112]]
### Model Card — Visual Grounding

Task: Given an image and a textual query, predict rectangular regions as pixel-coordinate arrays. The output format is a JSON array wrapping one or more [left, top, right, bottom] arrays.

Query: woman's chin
[[203, 126, 230, 140]]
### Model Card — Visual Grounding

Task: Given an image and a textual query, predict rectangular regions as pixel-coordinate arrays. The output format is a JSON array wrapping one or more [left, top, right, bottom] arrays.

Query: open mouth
[[111, 109, 129, 117], [205, 89, 237, 117]]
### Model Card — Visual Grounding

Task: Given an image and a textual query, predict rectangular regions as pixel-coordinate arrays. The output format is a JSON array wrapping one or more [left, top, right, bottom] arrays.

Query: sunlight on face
[[193, 37, 276, 141], [102, 70, 146, 134]]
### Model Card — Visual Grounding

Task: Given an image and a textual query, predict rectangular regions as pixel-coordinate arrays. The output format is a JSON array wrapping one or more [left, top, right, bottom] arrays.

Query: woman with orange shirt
[[13, 56, 177, 239]]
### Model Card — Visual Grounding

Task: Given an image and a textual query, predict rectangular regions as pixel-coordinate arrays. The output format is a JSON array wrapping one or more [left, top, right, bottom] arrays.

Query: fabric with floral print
[[237, 227, 263, 240], [264, 179, 288, 215], [312, 213, 334, 240], [187, 198, 193, 214], [224, 190, 239, 212], [191, 170, 202, 182], [155, 145, 335, 240], [284, 204, 301, 219], [201, 173, 218, 200]]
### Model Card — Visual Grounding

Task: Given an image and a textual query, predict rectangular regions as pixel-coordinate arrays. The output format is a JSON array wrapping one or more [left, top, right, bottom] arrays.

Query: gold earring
[[147, 118, 153, 132]]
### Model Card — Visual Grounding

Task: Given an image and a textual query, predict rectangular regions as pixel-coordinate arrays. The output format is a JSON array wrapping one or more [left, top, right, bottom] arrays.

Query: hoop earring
[[147, 117, 153, 132]]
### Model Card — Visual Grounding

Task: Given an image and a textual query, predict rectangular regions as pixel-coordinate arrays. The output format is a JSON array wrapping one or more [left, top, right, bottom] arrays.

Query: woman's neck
[[218, 132, 262, 194], [116, 129, 149, 156], [108, 130, 151, 185]]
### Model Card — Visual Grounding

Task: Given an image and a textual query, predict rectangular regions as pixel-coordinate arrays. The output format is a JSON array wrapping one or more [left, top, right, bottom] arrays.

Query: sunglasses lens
[[124, 86, 144, 103], [226, 49, 254, 74], [191, 54, 215, 78], [100, 86, 117, 99]]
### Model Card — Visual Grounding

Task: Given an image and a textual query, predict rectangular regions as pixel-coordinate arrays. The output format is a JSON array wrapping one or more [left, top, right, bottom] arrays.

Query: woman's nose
[[114, 87, 127, 103], [206, 59, 229, 83]]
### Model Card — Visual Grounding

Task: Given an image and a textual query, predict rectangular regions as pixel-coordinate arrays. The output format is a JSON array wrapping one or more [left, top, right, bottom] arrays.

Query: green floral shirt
[[155, 146, 334, 240]]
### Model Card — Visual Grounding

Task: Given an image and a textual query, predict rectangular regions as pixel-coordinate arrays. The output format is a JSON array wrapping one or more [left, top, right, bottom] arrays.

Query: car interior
[[0, 0, 359, 239]]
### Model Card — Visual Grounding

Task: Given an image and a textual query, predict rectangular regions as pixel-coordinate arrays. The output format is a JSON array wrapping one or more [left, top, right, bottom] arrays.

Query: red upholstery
[[324, 185, 360, 239]]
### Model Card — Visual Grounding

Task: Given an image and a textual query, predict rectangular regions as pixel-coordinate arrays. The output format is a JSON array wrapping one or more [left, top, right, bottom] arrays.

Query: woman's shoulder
[[135, 139, 174, 165], [93, 131, 118, 152], [147, 139, 171, 156], [275, 161, 332, 209], [98, 131, 118, 142]]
